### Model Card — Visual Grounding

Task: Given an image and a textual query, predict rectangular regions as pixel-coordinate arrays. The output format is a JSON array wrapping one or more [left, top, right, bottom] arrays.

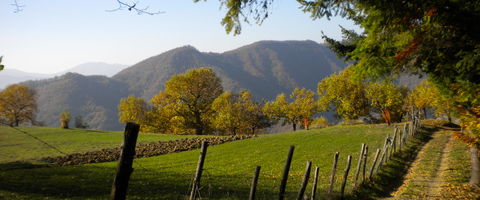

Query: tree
[[365, 81, 405, 125], [311, 116, 329, 129], [118, 96, 149, 125], [0, 56, 4, 71], [59, 112, 71, 129], [406, 80, 438, 119], [239, 91, 272, 135], [264, 88, 317, 131], [212, 90, 271, 135], [74, 115, 89, 129], [317, 69, 369, 121], [206, 0, 480, 149], [289, 88, 317, 130], [149, 91, 188, 134], [0, 84, 36, 126], [150, 67, 223, 135], [431, 90, 456, 124], [211, 92, 244, 135]]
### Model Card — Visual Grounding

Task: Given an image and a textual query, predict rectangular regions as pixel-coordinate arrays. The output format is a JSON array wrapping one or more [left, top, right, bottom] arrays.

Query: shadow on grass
[[0, 161, 274, 199], [0, 161, 52, 171], [346, 125, 439, 200]]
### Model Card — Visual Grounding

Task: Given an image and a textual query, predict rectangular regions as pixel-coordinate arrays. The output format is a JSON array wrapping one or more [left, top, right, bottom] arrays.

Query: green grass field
[[0, 124, 394, 199], [0, 126, 200, 163]]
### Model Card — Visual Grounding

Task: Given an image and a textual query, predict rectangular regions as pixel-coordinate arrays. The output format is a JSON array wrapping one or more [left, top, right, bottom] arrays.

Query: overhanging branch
[[11, 0, 25, 13], [106, 0, 164, 15]]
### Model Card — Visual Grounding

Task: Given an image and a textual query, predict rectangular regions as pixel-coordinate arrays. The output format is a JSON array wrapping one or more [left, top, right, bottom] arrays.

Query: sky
[[1, 0, 361, 74]]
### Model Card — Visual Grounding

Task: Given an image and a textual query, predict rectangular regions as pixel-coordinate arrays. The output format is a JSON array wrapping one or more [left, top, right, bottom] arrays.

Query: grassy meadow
[[0, 124, 394, 199], [0, 126, 201, 163]]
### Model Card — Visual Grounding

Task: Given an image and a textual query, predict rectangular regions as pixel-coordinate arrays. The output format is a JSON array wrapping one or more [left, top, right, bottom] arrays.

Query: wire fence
[[0, 118, 422, 199]]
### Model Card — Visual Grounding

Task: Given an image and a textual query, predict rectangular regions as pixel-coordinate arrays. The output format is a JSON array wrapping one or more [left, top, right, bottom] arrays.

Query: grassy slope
[[0, 124, 393, 199], [0, 126, 199, 163]]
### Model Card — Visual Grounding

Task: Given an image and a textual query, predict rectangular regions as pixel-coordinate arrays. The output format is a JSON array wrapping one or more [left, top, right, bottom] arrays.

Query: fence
[[111, 118, 422, 200]]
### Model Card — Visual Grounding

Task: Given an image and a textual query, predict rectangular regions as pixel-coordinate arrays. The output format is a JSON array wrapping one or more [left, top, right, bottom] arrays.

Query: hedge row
[[42, 135, 252, 166]]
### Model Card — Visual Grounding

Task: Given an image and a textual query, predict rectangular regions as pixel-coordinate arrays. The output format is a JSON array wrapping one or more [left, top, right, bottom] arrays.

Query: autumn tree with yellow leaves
[[59, 112, 71, 129], [365, 81, 406, 125], [264, 88, 317, 131], [150, 67, 223, 135], [317, 70, 369, 121], [0, 84, 37, 126], [212, 90, 271, 135]]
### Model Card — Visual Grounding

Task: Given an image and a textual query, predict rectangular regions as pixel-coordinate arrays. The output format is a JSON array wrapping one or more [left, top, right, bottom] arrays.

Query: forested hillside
[[24, 40, 346, 130]]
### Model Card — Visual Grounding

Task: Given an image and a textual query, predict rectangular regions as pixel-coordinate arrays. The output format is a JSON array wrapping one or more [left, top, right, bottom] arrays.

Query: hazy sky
[[1, 0, 360, 74]]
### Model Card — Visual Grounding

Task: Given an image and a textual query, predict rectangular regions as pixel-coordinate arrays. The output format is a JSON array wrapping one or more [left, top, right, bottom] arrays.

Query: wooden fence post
[[311, 167, 319, 200], [385, 146, 390, 163], [249, 166, 261, 200], [278, 145, 295, 200], [353, 144, 365, 187], [377, 146, 390, 172], [297, 161, 312, 200], [398, 126, 403, 151], [403, 123, 408, 144], [328, 152, 340, 194], [110, 122, 140, 200], [340, 155, 352, 200], [392, 128, 397, 153], [362, 145, 368, 182], [189, 141, 209, 200], [369, 149, 381, 179]]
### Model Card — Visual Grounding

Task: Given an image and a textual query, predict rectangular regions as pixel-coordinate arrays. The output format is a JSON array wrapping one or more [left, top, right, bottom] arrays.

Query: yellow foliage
[[317, 69, 369, 120], [0, 84, 37, 126], [311, 117, 329, 128], [59, 112, 71, 129]]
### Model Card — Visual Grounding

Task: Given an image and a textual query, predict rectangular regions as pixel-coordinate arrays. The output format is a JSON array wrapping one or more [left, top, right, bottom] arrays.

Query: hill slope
[[0, 124, 392, 199], [113, 40, 345, 100], [25, 40, 346, 130], [0, 126, 198, 163], [24, 73, 130, 130]]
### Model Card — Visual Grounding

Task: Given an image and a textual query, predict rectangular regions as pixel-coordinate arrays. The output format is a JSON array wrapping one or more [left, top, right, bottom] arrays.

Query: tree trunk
[[194, 112, 203, 135], [470, 147, 480, 186], [195, 128, 203, 135], [423, 107, 427, 119], [303, 118, 309, 130], [293, 123, 297, 132], [251, 127, 256, 135]]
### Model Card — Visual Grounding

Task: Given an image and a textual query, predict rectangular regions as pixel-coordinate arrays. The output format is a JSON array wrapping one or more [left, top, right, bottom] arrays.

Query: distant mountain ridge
[[0, 69, 50, 89], [1, 62, 128, 89], [24, 40, 347, 130], [56, 62, 128, 77], [113, 40, 345, 100]]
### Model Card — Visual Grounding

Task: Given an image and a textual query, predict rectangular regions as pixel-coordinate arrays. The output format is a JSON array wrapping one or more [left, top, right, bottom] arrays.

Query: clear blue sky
[[1, 0, 360, 74]]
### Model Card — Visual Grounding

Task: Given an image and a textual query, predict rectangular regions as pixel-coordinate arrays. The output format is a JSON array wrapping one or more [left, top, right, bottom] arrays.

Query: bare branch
[[106, 0, 164, 15], [10, 0, 25, 13]]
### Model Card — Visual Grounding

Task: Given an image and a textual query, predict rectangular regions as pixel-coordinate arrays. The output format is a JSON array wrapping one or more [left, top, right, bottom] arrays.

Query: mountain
[[24, 73, 130, 130], [58, 62, 129, 77], [113, 40, 345, 100], [0, 62, 128, 89], [25, 40, 347, 130], [0, 69, 50, 89]]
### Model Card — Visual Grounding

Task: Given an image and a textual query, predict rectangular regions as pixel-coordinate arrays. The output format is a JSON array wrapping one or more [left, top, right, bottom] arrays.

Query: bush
[[311, 117, 329, 128]]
